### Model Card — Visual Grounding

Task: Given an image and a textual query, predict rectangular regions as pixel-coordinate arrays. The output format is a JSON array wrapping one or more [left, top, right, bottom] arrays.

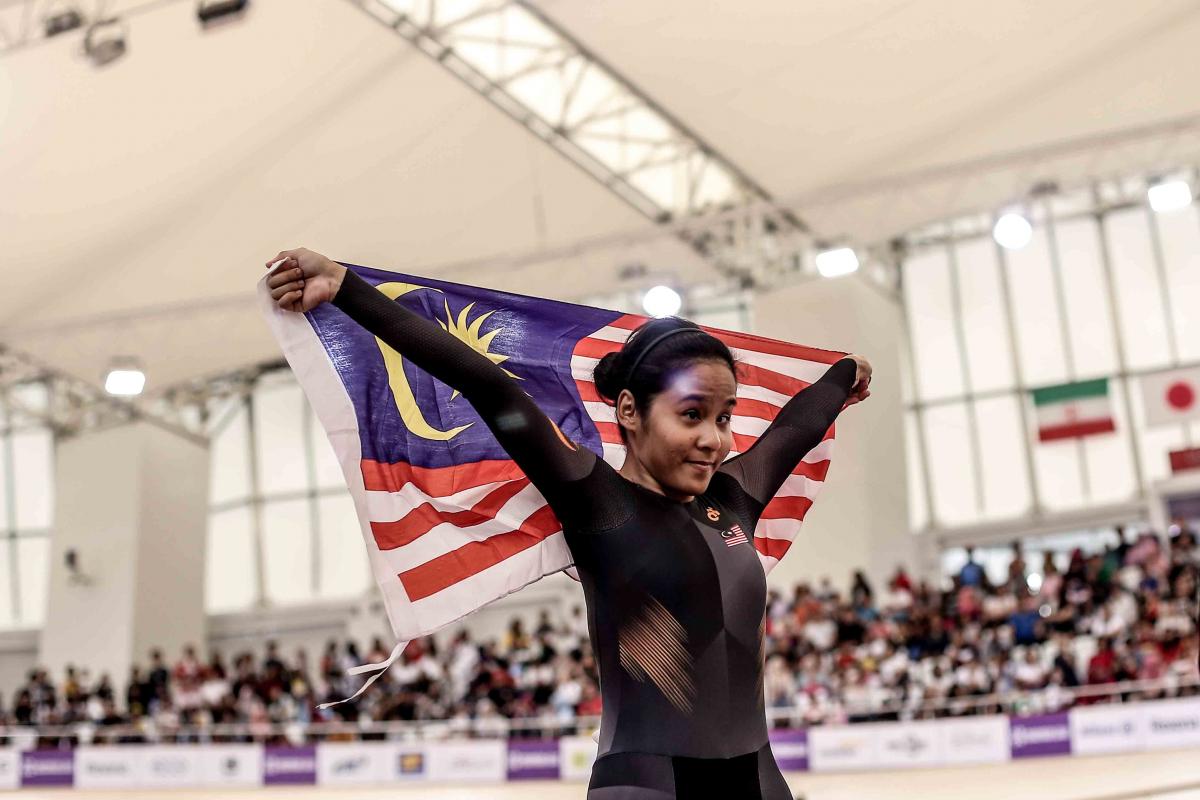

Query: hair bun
[[592, 351, 624, 405]]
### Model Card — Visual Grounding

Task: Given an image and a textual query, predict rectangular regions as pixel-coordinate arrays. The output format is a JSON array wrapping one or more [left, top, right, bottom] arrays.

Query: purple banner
[[263, 745, 317, 785], [506, 740, 560, 780], [769, 728, 809, 771], [21, 750, 74, 787], [1010, 712, 1072, 759]]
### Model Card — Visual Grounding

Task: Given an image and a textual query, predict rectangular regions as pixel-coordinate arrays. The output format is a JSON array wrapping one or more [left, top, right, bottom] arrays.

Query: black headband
[[624, 327, 696, 385]]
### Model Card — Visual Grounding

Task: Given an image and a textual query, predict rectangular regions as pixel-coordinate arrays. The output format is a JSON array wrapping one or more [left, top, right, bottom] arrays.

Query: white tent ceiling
[[2, 0, 1199, 395]]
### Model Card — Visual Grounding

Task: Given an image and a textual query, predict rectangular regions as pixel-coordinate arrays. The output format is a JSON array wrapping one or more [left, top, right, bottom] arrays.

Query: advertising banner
[[426, 740, 506, 783], [263, 745, 317, 786], [507, 739, 560, 780], [768, 728, 809, 772], [0, 749, 20, 790], [21, 749, 74, 787], [559, 737, 598, 782], [808, 725, 877, 772], [1142, 698, 1200, 750], [1010, 712, 1071, 759], [200, 744, 262, 787], [1070, 704, 1145, 755], [75, 747, 141, 789], [936, 716, 1010, 764]]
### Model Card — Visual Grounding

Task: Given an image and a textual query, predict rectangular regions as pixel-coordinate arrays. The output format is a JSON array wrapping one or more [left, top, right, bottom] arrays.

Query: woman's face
[[620, 359, 737, 500]]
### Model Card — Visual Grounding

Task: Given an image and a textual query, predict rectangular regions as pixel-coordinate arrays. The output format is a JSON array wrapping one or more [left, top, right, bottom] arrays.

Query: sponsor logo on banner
[[201, 745, 262, 787], [1070, 705, 1145, 755], [0, 749, 20, 790], [21, 750, 74, 787], [507, 740, 560, 780], [1010, 713, 1071, 759], [263, 745, 317, 786], [1142, 698, 1200, 750], [397, 750, 426, 778], [141, 747, 202, 788], [768, 728, 808, 772], [809, 726, 876, 772], [75, 748, 140, 790], [938, 717, 1010, 764], [876, 724, 941, 768], [558, 737, 597, 781], [427, 741, 506, 783]]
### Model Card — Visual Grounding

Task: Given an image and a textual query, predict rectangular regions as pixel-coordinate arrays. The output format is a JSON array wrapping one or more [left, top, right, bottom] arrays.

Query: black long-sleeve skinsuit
[[331, 270, 858, 799]]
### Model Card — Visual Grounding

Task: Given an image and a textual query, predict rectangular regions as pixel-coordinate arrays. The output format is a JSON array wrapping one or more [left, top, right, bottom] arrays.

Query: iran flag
[[1032, 378, 1116, 442], [1141, 366, 1200, 427]]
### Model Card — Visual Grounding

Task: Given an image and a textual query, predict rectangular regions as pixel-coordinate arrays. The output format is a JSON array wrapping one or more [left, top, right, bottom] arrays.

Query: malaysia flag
[[260, 262, 844, 681]]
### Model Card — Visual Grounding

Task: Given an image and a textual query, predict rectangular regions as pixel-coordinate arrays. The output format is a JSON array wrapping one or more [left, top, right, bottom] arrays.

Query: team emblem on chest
[[721, 523, 748, 547], [705, 506, 721, 522]]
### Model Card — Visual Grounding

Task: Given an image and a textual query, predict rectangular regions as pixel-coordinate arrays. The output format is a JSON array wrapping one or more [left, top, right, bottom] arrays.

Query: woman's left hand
[[844, 354, 872, 408]]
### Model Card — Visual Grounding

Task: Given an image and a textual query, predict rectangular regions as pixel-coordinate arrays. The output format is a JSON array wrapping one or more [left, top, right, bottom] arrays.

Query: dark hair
[[593, 316, 737, 440]]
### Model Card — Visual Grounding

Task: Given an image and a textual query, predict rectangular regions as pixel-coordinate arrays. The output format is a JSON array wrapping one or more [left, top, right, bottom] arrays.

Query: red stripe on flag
[[576, 381, 606, 404], [575, 337, 627, 359], [606, 315, 647, 331], [735, 362, 809, 397], [398, 504, 563, 601], [361, 459, 525, 494], [1038, 419, 1116, 442], [761, 495, 814, 520], [754, 535, 791, 561], [370, 478, 531, 550], [705, 327, 845, 365]]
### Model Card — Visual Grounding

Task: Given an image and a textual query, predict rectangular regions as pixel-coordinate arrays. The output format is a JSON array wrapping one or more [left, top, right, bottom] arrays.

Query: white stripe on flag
[[364, 479, 521, 521], [372, 483, 555, 573], [406, 532, 573, 632]]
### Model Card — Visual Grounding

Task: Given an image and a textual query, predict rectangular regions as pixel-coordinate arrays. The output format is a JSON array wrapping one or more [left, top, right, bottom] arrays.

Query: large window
[[903, 172, 1200, 534], [205, 371, 370, 613], [0, 383, 54, 629]]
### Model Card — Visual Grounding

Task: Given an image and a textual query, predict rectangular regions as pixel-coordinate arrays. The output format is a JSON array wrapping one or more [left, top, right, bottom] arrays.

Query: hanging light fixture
[[44, 5, 85, 37], [642, 285, 682, 317], [83, 17, 127, 66], [993, 211, 1033, 250], [1148, 179, 1193, 213], [197, 0, 250, 27], [105, 358, 145, 397], [815, 247, 859, 278]]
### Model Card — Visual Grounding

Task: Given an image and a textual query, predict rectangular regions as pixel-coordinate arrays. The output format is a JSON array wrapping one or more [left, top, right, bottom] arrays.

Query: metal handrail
[[0, 673, 1194, 746]]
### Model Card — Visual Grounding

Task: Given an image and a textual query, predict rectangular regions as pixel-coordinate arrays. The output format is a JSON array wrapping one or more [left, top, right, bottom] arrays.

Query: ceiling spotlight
[[815, 247, 859, 278], [105, 359, 145, 397], [642, 285, 682, 318], [993, 212, 1032, 250], [1148, 180, 1193, 214], [45, 7, 85, 37], [197, 0, 250, 27], [84, 18, 127, 66]]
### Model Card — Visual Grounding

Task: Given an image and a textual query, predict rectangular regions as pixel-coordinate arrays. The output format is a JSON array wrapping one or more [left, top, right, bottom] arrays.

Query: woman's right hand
[[263, 247, 347, 313]]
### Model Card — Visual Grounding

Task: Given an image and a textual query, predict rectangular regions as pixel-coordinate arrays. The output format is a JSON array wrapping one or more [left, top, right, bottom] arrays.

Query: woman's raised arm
[[716, 356, 866, 511], [264, 248, 596, 504]]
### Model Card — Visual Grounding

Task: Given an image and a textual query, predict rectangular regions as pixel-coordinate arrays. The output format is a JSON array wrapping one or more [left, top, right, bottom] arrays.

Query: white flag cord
[[316, 639, 409, 710]]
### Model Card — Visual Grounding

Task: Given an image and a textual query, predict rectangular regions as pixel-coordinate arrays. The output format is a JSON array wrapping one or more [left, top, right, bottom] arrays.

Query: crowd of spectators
[[0, 524, 1195, 741]]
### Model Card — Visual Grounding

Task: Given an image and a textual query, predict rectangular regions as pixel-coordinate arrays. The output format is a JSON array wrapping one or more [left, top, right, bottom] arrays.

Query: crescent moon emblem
[[374, 281, 473, 442]]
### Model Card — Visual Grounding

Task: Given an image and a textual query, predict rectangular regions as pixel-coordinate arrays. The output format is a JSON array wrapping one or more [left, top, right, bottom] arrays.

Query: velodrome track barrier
[[0, 696, 1197, 789]]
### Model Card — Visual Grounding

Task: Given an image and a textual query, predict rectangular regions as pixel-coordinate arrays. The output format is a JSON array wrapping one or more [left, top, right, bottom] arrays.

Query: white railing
[[0, 674, 1194, 746]]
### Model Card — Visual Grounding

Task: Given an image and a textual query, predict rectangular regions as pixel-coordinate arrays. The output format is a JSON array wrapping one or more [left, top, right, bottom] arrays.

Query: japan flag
[[1141, 366, 1200, 427]]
